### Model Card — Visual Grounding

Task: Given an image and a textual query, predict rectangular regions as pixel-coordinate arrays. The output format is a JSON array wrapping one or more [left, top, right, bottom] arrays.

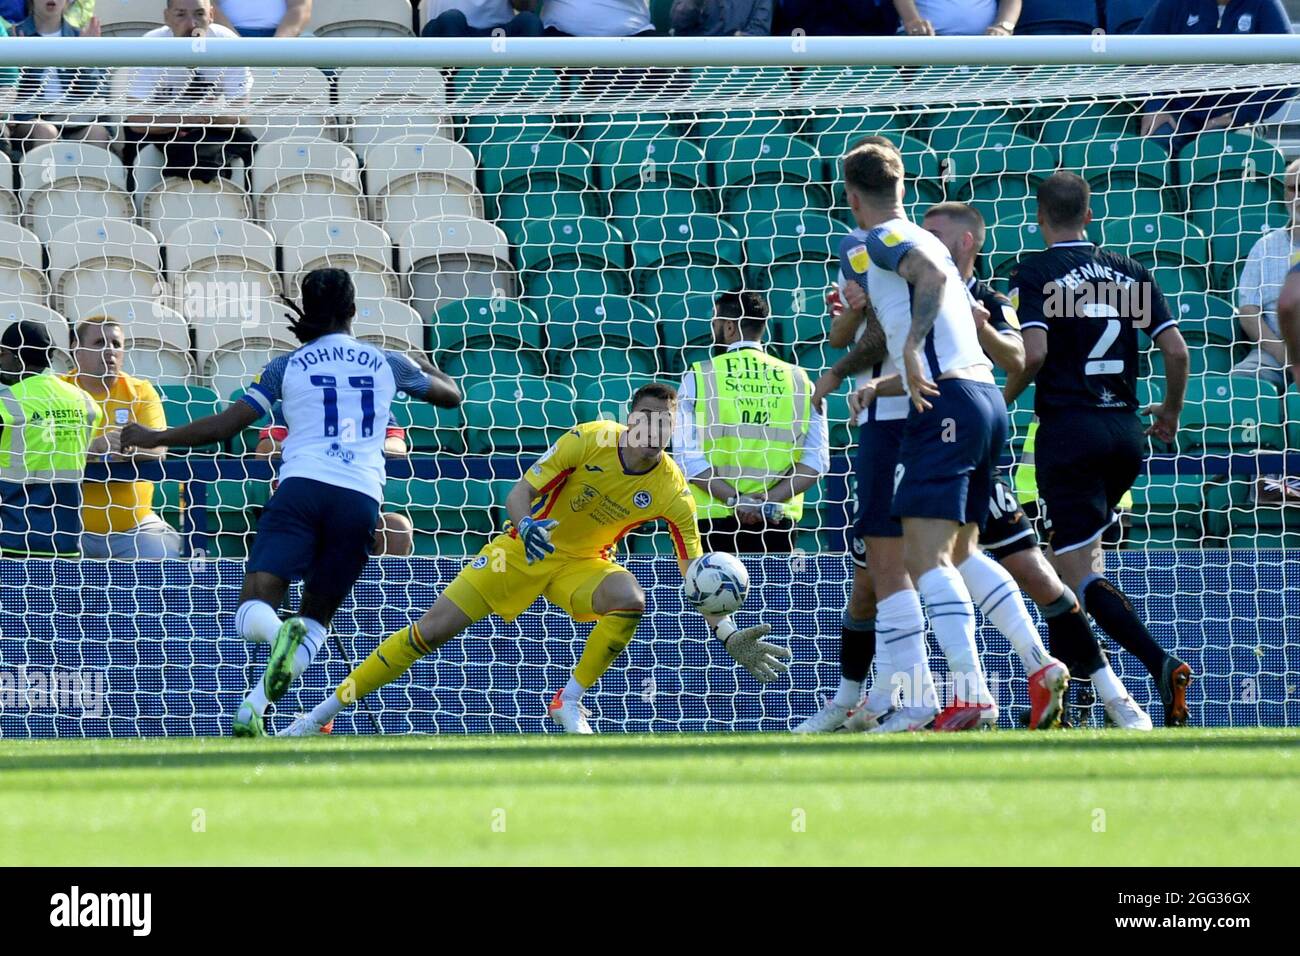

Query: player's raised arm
[[121, 396, 259, 450], [397, 351, 462, 409]]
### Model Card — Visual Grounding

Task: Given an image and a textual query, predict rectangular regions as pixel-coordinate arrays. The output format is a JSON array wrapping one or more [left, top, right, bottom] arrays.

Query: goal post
[[0, 36, 1298, 736]]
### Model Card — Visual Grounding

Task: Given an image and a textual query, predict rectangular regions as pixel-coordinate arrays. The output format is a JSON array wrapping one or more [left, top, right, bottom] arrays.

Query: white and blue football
[[683, 553, 749, 615]]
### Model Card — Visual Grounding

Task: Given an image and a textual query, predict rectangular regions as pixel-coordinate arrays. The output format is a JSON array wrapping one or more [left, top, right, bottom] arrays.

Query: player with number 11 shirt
[[1007, 172, 1193, 726]]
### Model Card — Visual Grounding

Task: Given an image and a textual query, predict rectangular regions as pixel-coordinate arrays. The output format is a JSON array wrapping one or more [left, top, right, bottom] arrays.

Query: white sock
[[917, 565, 993, 706], [235, 600, 280, 645], [1090, 662, 1129, 705], [958, 552, 1052, 674], [863, 638, 901, 712], [875, 589, 937, 710], [294, 617, 328, 679], [561, 676, 585, 702], [309, 691, 344, 725], [833, 677, 862, 708]]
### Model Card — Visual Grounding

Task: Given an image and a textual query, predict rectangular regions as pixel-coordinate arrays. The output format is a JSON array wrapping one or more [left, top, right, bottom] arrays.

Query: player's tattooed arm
[[896, 247, 947, 347], [813, 311, 888, 412]]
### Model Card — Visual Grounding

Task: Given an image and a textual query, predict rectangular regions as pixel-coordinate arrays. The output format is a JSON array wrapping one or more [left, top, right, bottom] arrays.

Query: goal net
[[1, 37, 1298, 735]]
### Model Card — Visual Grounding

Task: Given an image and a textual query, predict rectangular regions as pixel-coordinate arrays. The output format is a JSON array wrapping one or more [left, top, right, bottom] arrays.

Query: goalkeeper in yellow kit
[[284, 383, 790, 735]]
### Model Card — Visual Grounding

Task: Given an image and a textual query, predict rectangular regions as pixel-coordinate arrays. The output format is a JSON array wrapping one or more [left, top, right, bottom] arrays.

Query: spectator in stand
[[1231, 158, 1300, 393], [253, 423, 415, 556], [893, 0, 1022, 34], [1104, 0, 1157, 33], [421, 1, 543, 37], [61, 317, 181, 560], [1137, 0, 1294, 154], [7, 0, 111, 149], [122, 0, 255, 181], [1015, 0, 1100, 34], [773, 0, 898, 34], [211, 0, 311, 37], [0, 0, 95, 28], [0, 320, 101, 559], [542, 0, 657, 36], [670, 0, 773, 35]]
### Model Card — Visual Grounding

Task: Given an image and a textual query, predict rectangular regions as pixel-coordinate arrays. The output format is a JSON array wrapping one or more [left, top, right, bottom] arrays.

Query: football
[[683, 553, 749, 615]]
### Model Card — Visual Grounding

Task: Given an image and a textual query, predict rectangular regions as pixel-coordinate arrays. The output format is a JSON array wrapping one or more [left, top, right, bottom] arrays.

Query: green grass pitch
[[2, 729, 1295, 866]]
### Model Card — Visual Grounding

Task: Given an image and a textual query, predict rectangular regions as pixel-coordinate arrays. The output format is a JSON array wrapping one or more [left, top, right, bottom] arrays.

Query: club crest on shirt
[[114, 408, 130, 425], [633, 490, 652, 509], [848, 244, 869, 274], [1239, 14, 1252, 31], [471, 555, 488, 569]]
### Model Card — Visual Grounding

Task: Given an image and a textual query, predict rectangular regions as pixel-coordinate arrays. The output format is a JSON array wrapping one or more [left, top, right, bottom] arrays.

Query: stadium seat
[[708, 134, 826, 198], [307, 0, 415, 36], [945, 129, 1056, 224], [515, 217, 633, 304], [577, 112, 675, 147], [428, 296, 542, 355], [96, 0, 159, 36], [48, 220, 162, 322], [385, 477, 494, 535], [804, 109, 906, 156], [768, 261, 838, 362], [250, 139, 364, 244], [389, 396, 466, 455], [1169, 293, 1237, 348], [165, 218, 279, 322], [0, 221, 50, 306], [479, 136, 596, 226], [351, 299, 425, 354], [1174, 130, 1286, 209], [1205, 211, 1289, 295], [629, 214, 743, 355], [462, 377, 577, 454], [245, 67, 333, 144], [157, 384, 223, 454], [595, 135, 713, 235], [280, 217, 400, 302], [137, 169, 252, 246], [981, 217, 1047, 283], [0, 302, 70, 371], [1146, 339, 1233, 379], [743, 211, 841, 275], [1179, 375, 1285, 453], [1187, 178, 1287, 248], [819, 133, 944, 218], [574, 376, 679, 424], [195, 299, 298, 401], [81, 298, 194, 385], [399, 217, 516, 320], [547, 297, 661, 386], [1100, 214, 1209, 294], [1127, 474, 1205, 546], [1033, 102, 1134, 154], [365, 137, 482, 236], [1061, 134, 1170, 223], [923, 108, 1023, 158], [455, 68, 566, 150], [0, 153, 19, 223], [338, 67, 450, 156], [19, 143, 134, 245]]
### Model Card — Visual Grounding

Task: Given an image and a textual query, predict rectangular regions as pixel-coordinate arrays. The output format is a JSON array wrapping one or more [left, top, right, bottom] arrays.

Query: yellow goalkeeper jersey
[[517, 420, 703, 562]]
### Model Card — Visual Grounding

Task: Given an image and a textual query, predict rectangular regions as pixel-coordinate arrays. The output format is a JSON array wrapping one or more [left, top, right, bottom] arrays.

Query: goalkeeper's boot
[[841, 704, 895, 733], [280, 713, 327, 737], [869, 705, 938, 734], [793, 699, 853, 733], [232, 700, 265, 738], [548, 690, 594, 734], [932, 700, 999, 732], [263, 616, 308, 703], [1157, 656, 1192, 727], [1103, 695, 1153, 731], [1027, 659, 1070, 730]]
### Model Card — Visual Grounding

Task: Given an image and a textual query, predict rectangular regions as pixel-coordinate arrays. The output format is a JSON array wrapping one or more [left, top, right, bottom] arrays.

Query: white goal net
[[1, 37, 1298, 735]]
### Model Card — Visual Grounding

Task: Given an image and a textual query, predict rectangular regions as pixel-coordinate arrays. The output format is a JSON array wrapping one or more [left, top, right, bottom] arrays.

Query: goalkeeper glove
[[517, 515, 557, 564], [715, 617, 791, 684]]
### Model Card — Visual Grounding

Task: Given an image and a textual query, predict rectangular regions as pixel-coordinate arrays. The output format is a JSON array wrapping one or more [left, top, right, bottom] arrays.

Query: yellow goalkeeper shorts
[[442, 533, 627, 624]]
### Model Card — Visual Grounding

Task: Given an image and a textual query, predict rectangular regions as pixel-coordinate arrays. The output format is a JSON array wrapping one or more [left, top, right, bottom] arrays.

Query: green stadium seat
[[515, 217, 633, 303], [479, 136, 598, 225], [1179, 375, 1285, 453], [690, 111, 788, 142], [409, 531, 493, 557], [722, 186, 836, 241], [390, 397, 465, 455], [1101, 214, 1209, 295], [799, 108, 904, 142], [1206, 478, 1300, 546], [209, 478, 271, 537], [708, 134, 826, 198], [224, 387, 271, 456], [1174, 130, 1286, 209], [547, 296, 659, 353], [1146, 341, 1233, 379], [816, 132, 943, 211], [158, 385, 223, 455], [922, 108, 1024, 158], [452, 66, 567, 143], [812, 375, 856, 450], [743, 211, 843, 270], [1169, 294, 1237, 347], [577, 112, 674, 146], [1187, 179, 1287, 242], [946, 129, 1056, 221], [554, 348, 661, 392], [1061, 134, 1169, 223], [1126, 474, 1205, 542], [1087, 187, 1166, 226], [1205, 211, 1289, 295], [442, 348, 548, 397], [385, 476, 494, 534], [574, 376, 680, 425], [981, 217, 1046, 283], [1033, 102, 1133, 155], [768, 260, 838, 361], [595, 134, 713, 234], [631, 214, 744, 345], [462, 115, 555, 151], [429, 297, 543, 355], [463, 376, 577, 454]]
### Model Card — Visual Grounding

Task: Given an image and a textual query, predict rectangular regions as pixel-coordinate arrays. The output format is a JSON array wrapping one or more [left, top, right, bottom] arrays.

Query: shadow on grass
[[2, 730, 1295, 774]]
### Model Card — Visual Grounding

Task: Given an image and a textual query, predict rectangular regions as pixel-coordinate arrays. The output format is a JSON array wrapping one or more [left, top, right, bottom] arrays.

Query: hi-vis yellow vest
[[1014, 417, 1133, 511], [691, 348, 812, 521]]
